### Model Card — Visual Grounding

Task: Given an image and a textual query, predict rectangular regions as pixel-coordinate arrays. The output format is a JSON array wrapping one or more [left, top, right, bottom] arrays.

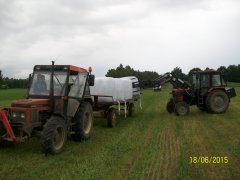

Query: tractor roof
[[34, 65, 88, 73], [192, 70, 220, 75]]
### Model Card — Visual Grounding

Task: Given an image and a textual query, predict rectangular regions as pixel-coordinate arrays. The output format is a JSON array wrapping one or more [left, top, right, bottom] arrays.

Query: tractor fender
[[207, 88, 230, 101], [208, 87, 226, 93], [51, 113, 67, 124]]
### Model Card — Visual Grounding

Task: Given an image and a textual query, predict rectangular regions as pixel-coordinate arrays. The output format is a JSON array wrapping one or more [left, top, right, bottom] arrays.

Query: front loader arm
[[0, 108, 16, 142], [153, 72, 192, 89]]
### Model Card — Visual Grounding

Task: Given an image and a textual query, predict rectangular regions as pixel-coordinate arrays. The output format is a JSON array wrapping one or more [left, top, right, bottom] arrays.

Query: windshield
[[68, 73, 87, 98], [29, 71, 67, 96]]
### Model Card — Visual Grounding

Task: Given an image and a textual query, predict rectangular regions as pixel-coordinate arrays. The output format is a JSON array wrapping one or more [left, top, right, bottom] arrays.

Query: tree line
[[106, 64, 240, 88], [106, 64, 159, 88], [0, 70, 28, 89], [0, 64, 239, 89]]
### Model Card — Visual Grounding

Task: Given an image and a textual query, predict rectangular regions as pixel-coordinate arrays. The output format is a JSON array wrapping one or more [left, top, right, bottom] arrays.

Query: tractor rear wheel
[[107, 108, 117, 127], [41, 116, 67, 154], [174, 102, 189, 116], [72, 102, 93, 141], [166, 98, 174, 113], [128, 103, 135, 117], [206, 90, 229, 113]]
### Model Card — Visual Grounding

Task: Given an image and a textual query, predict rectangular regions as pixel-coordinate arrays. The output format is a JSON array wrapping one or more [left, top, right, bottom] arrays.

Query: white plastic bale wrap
[[121, 76, 140, 98], [90, 77, 133, 102]]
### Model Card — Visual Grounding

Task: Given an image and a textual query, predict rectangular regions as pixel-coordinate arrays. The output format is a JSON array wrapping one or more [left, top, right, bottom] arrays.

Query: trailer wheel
[[107, 108, 117, 127], [72, 102, 93, 141], [198, 106, 206, 111], [41, 116, 67, 154], [174, 102, 189, 116], [206, 90, 229, 113], [128, 103, 135, 117], [166, 98, 174, 113]]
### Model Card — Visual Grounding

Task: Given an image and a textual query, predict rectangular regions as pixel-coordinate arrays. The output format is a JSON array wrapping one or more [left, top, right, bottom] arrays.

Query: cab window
[[68, 73, 87, 98], [212, 74, 221, 87]]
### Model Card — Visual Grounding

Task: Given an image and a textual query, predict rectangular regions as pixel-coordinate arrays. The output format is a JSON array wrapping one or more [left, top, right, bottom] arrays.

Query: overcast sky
[[0, 0, 240, 78]]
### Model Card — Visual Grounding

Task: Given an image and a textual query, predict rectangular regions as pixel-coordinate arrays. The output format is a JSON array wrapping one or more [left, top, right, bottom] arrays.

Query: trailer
[[92, 95, 136, 127], [90, 77, 141, 127]]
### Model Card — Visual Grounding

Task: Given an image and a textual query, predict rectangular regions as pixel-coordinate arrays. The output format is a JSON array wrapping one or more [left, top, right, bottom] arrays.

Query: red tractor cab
[[0, 62, 95, 154], [191, 70, 236, 113], [155, 70, 236, 116]]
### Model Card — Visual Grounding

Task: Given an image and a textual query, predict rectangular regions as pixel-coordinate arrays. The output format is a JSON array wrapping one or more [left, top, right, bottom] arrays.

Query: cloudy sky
[[0, 0, 240, 78]]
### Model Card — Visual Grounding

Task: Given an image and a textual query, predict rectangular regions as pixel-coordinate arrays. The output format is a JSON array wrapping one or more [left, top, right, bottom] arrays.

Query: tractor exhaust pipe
[[50, 61, 55, 112]]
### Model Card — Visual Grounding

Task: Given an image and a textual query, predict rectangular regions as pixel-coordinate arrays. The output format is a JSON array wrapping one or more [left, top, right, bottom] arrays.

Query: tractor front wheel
[[72, 102, 93, 141], [174, 102, 190, 116], [166, 98, 174, 113], [206, 90, 229, 113], [41, 116, 67, 154]]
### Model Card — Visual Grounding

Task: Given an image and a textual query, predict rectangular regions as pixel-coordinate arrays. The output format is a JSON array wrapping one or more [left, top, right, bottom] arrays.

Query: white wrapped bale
[[121, 76, 140, 99], [90, 77, 133, 102]]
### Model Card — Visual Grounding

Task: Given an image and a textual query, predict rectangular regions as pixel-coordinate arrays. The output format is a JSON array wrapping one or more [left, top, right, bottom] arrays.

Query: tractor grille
[[10, 110, 26, 124]]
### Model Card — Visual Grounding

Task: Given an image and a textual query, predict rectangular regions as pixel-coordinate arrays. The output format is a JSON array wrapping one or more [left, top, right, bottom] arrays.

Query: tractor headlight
[[20, 113, 25, 119], [12, 112, 17, 118]]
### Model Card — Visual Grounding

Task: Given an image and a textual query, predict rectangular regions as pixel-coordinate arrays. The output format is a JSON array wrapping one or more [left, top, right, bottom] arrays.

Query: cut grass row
[[0, 84, 239, 179]]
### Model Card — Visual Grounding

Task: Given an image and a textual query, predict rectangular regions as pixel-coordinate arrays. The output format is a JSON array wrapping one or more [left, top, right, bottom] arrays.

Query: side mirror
[[88, 74, 95, 86]]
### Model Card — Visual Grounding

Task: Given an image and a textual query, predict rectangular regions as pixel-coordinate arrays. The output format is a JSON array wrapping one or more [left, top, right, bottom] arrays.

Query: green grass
[[0, 89, 26, 108], [0, 85, 240, 179]]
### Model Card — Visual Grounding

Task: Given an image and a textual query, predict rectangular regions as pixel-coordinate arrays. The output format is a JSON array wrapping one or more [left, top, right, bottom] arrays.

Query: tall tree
[[217, 66, 227, 73], [171, 67, 188, 80]]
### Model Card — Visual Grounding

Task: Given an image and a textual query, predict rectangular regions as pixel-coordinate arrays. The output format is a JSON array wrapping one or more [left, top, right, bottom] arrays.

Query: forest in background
[[0, 64, 239, 89]]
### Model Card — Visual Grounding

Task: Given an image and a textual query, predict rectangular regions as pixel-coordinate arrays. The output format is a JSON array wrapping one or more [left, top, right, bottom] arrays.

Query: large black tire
[[41, 116, 67, 154], [107, 108, 117, 128], [166, 98, 174, 113], [174, 102, 190, 116], [206, 90, 229, 113], [128, 103, 135, 117], [72, 102, 93, 141]]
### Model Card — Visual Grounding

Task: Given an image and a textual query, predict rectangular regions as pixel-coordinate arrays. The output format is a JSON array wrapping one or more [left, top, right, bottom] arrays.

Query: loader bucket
[[0, 108, 16, 143]]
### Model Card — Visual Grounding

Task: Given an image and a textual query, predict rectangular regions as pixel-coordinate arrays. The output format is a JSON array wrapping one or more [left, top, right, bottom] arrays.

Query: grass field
[[0, 85, 240, 180]]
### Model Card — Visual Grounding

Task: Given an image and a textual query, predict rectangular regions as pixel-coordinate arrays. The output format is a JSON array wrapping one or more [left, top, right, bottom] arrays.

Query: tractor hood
[[11, 99, 49, 108]]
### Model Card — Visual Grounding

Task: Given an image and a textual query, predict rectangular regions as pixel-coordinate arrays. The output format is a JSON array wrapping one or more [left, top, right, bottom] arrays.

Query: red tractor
[[154, 70, 236, 115], [0, 62, 95, 154]]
